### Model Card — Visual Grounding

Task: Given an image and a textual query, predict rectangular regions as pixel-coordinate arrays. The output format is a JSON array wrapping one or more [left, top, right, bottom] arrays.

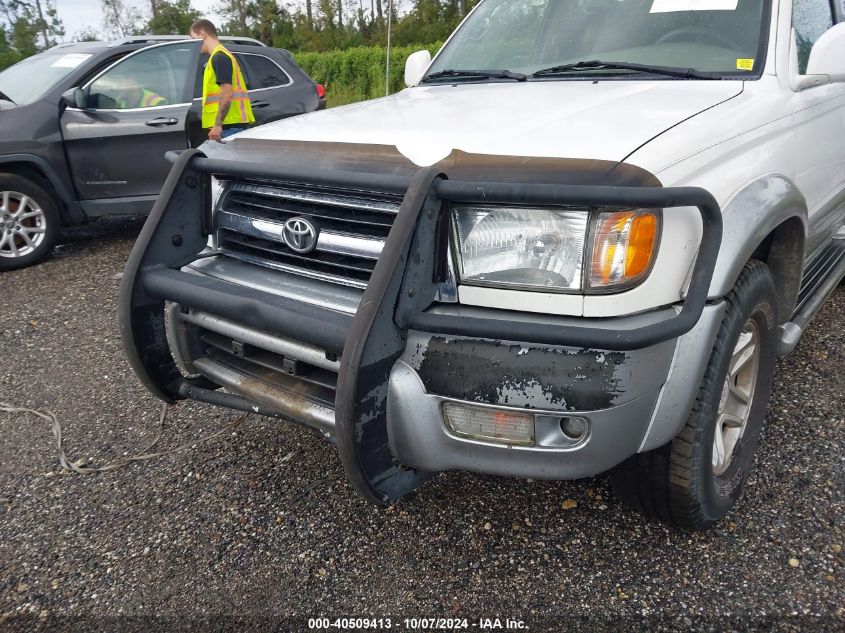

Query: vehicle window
[[0, 52, 92, 106], [793, 0, 835, 74], [428, 0, 768, 77], [233, 55, 255, 89], [239, 54, 292, 89], [88, 43, 194, 109], [76, 53, 132, 86]]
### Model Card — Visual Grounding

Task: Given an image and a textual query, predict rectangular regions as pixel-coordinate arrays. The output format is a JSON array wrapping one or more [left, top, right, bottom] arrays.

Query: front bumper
[[120, 148, 722, 504]]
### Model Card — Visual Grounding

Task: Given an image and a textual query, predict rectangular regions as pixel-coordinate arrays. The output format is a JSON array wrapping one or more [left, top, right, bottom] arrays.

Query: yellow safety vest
[[202, 45, 254, 128], [116, 89, 166, 109]]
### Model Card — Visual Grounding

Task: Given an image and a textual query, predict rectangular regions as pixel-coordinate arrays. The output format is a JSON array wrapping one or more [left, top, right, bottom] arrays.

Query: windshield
[[427, 0, 768, 79], [0, 52, 92, 106]]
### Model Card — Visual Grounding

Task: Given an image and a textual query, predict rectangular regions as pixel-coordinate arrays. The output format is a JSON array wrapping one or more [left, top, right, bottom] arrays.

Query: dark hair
[[189, 19, 218, 37]]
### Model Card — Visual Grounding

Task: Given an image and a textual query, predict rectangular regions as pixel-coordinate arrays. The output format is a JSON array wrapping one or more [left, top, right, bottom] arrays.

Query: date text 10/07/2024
[[307, 618, 528, 630]]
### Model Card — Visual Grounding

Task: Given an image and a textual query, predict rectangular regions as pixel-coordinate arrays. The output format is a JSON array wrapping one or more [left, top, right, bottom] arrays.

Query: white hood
[[238, 80, 743, 166]]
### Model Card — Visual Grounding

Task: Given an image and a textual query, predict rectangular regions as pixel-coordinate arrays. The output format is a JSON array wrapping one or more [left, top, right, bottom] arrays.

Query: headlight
[[451, 205, 659, 293], [451, 206, 589, 291]]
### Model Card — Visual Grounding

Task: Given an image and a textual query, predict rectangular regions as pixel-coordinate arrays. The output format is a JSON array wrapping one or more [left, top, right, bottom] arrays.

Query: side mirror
[[806, 22, 845, 82], [62, 87, 88, 109], [404, 50, 432, 88]]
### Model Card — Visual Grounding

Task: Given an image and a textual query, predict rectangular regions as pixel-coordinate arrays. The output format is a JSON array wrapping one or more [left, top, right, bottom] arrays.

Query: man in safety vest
[[189, 19, 255, 142], [114, 76, 167, 109]]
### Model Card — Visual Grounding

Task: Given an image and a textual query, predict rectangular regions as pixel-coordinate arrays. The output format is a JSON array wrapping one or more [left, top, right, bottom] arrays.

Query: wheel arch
[[0, 154, 83, 226], [709, 174, 807, 324]]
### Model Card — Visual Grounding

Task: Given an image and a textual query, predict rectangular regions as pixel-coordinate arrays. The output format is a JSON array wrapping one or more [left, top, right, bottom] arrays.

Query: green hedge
[[294, 43, 442, 107]]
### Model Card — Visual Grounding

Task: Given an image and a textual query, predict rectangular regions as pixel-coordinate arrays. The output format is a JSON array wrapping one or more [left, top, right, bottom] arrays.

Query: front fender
[[709, 174, 808, 319], [0, 153, 84, 224]]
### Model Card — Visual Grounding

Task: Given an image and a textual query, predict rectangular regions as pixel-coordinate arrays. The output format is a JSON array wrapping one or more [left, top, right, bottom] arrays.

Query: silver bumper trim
[[193, 357, 335, 436], [386, 361, 659, 480], [185, 256, 362, 315], [180, 309, 341, 372]]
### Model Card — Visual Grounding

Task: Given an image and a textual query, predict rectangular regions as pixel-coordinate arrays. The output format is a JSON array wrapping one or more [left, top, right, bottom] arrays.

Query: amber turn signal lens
[[590, 209, 659, 289]]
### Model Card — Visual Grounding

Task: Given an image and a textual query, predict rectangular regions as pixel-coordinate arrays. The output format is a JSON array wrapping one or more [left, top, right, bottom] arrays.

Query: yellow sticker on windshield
[[736, 59, 754, 71]]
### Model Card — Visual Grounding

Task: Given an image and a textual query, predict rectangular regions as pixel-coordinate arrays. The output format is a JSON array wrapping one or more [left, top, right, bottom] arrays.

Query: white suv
[[121, 0, 845, 529]]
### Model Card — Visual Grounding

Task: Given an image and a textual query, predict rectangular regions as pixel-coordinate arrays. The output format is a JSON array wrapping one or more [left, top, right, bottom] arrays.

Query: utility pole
[[384, 0, 392, 96]]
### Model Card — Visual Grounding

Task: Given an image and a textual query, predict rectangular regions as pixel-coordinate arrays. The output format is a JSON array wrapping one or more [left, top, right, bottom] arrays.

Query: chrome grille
[[215, 181, 401, 289]]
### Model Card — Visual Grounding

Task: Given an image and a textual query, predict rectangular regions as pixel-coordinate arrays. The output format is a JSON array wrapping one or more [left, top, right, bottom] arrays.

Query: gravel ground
[[0, 218, 843, 632]]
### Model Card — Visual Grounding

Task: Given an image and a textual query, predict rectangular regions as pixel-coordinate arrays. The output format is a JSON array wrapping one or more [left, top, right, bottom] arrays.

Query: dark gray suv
[[0, 36, 325, 271]]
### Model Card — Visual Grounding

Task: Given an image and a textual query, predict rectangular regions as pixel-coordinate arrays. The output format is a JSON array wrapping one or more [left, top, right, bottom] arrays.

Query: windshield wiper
[[531, 60, 717, 80], [422, 69, 527, 83], [0, 90, 14, 104]]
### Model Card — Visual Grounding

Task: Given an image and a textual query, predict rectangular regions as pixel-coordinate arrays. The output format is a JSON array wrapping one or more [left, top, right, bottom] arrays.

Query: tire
[[0, 174, 60, 271], [610, 260, 778, 530]]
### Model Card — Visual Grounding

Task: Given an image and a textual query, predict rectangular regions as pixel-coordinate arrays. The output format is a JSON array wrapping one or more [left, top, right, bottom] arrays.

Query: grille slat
[[217, 182, 400, 288], [220, 230, 377, 278], [229, 194, 395, 232]]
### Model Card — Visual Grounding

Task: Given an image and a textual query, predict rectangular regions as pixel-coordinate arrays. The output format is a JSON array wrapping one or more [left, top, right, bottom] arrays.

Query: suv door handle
[[251, 101, 270, 109], [145, 117, 179, 127]]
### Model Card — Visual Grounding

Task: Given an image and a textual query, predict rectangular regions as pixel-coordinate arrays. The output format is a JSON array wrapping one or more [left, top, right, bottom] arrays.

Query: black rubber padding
[[142, 268, 351, 356]]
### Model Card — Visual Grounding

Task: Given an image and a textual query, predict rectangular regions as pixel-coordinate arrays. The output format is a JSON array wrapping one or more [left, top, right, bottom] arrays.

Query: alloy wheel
[[0, 191, 48, 259], [712, 318, 760, 476]]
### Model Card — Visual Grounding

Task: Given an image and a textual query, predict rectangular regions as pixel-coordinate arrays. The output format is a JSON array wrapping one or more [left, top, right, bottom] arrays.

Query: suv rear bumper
[[120, 148, 723, 503]]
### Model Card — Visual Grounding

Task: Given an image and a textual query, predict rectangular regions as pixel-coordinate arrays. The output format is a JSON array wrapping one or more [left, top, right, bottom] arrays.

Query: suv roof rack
[[108, 35, 266, 47]]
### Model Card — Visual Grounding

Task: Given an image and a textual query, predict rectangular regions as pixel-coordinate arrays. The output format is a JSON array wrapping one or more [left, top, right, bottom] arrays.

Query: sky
[[54, 0, 221, 41]]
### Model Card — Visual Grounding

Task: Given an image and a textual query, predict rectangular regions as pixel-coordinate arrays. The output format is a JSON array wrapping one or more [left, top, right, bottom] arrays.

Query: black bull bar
[[119, 148, 722, 504]]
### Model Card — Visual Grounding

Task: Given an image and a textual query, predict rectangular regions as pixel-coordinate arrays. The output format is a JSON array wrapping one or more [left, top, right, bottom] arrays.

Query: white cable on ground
[[0, 401, 248, 474]]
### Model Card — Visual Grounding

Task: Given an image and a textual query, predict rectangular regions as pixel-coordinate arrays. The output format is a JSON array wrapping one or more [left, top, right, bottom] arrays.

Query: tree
[[0, 23, 22, 69], [30, 0, 63, 48], [11, 14, 37, 55], [147, 0, 199, 34], [101, 0, 145, 38], [73, 26, 101, 41], [0, 0, 63, 52], [216, 0, 248, 35]]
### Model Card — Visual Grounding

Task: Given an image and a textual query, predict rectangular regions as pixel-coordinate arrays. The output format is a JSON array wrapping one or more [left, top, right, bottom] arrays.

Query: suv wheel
[[0, 174, 59, 271], [610, 260, 777, 530]]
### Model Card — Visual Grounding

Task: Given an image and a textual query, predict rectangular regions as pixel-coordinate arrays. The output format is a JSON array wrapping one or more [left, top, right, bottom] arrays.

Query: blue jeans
[[221, 127, 245, 139]]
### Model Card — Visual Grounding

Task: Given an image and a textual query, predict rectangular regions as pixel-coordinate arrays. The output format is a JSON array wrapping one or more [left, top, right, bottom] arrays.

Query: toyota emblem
[[282, 217, 319, 253]]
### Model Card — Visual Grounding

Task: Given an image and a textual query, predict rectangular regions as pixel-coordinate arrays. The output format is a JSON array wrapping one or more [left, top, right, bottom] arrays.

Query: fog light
[[560, 416, 588, 441], [442, 402, 535, 446]]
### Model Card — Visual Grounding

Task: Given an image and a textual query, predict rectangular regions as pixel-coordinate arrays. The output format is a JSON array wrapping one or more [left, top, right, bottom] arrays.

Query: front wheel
[[0, 174, 60, 272], [611, 260, 778, 530]]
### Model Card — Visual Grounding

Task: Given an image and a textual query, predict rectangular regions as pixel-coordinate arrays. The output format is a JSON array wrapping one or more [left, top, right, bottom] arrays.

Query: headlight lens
[[451, 206, 589, 291], [451, 205, 660, 293]]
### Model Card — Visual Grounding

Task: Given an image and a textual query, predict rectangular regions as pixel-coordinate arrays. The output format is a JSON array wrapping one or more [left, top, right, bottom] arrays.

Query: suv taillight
[[316, 84, 326, 99]]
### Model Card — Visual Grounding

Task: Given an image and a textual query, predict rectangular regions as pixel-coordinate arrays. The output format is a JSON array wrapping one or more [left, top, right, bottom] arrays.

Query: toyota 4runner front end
[[120, 141, 724, 515], [120, 0, 845, 529]]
